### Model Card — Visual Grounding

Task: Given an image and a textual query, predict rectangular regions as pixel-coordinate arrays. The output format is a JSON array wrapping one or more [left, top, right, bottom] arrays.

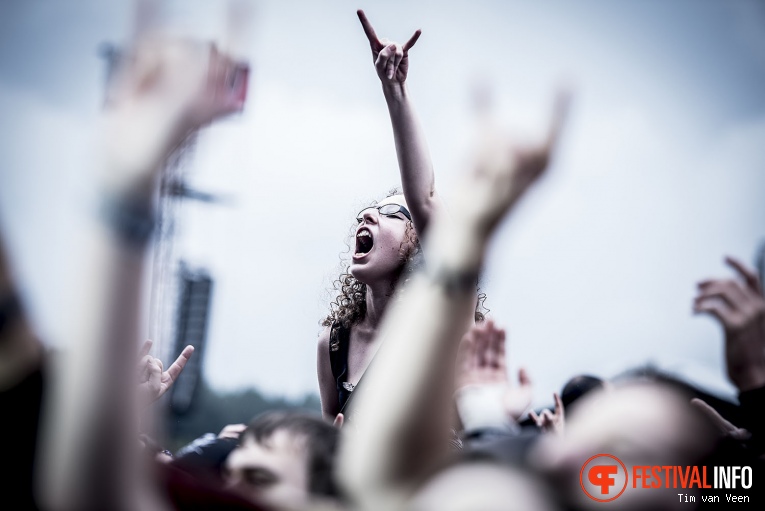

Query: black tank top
[[328, 322, 355, 413]]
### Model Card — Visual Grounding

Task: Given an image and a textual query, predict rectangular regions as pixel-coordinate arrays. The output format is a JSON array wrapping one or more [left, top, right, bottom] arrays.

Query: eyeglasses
[[356, 204, 412, 223]]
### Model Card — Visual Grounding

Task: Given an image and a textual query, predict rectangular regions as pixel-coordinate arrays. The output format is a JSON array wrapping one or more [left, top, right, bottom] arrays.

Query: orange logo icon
[[580, 454, 628, 502]]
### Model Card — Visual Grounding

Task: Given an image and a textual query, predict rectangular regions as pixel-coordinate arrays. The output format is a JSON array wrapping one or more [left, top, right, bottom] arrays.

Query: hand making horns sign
[[357, 9, 422, 83]]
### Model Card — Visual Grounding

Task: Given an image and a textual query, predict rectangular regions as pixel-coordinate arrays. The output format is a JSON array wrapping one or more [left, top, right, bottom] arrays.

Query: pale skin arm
[[338, 91, 571, 507], [36, 36, 247, 511], [357, 10, 442, 236], [317, 325, 341, 419]]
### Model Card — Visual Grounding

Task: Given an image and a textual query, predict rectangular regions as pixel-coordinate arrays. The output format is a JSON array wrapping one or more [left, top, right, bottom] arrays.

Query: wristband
[[427, 265, 479, 294], [102, 195, 156, 247]]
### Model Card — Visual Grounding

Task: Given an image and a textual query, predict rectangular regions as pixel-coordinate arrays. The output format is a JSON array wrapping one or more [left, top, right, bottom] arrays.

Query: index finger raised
[[725, 256, 762, 294], [357, 10, 383, 50], [165, 345, 195, 382], [553, 392, 564, 416]]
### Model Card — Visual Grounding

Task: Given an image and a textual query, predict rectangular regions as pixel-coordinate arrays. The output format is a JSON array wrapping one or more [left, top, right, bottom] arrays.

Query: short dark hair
[[242, 410, 341, 499], [560, 375, 605, 411]]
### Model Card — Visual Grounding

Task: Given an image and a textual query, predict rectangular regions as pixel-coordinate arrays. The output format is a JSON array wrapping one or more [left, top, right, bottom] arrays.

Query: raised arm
[[357, 10, 441, 236], [338, 90, 570, 507], [36, 36, 247, 511], [693, 256, 765, 453], [693, 256, 765, 392]]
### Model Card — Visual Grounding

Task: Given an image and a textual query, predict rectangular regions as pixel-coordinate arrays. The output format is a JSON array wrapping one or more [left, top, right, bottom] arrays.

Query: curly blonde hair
[[322, 190, 486, 350]]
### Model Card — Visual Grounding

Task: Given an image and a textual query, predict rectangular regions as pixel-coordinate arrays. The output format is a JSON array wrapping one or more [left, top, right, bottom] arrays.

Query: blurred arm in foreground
[[36, 34, 247, 511], [338, 89, 570, 510]]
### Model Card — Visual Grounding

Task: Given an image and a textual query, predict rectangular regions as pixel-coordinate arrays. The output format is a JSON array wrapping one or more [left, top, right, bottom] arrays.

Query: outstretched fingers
[[403, 29, 422, 53], [165, 345, 195, 383], [694, 280, 747, 316], [726, 256, 762, 295], [693, 299, 734, 325], [553, 392, 564, 417], [544, 88, 573, 154], [357, 10, 384, 51], [531, 408, 554, 430]]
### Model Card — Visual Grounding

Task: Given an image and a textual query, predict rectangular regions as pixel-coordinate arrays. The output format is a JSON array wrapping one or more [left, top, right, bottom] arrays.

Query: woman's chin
[[350, 262, 400, 287], [349, 262, 372, 284]]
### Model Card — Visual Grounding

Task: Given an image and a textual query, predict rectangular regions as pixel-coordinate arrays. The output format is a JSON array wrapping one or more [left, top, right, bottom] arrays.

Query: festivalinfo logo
[[580, 454, 628, 502], [579, 454, 753, 503]]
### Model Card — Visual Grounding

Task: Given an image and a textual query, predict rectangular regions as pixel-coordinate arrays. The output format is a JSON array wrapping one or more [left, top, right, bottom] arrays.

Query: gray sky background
[[1, 0, 764, 405]]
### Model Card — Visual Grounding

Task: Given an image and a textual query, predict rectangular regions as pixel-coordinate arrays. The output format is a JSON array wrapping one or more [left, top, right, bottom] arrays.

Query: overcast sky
[[1, 0, 765, 405]]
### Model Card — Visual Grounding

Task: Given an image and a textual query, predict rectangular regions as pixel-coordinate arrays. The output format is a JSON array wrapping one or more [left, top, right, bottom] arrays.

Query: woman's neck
[[360, 279, 395, 330]]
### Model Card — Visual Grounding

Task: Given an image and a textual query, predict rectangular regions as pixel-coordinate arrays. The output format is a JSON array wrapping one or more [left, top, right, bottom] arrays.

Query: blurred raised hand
[[357, 9, 421, 86], [38, 7, 251, 510], [456, 320, 533, 421], [694, 256, 765, 391], [530, 392, 565, 435], [460, 90, 571, 237], [108, 37, 247, 131], [137, 339, 194, 407], [102, 34, 249, 191]]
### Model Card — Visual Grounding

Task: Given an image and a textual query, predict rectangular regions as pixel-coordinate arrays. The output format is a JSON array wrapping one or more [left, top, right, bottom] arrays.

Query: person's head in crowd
[[224, 410, 341, 508], [324, 189, 487, 331], [560, 374, 606, 412], [531, 381, 716, 510], [324, 190, 421, 330]]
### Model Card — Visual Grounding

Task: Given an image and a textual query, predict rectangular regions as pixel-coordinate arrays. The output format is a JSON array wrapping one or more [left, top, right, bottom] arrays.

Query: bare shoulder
[[317, 325, 332, 351]]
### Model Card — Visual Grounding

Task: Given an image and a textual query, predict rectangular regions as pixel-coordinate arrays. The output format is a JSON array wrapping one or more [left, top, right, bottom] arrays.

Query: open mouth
[[355, 228, 374, 257]]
